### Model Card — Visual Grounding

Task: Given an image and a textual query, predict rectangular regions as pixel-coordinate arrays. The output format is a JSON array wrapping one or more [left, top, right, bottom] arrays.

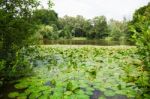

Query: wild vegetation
[[129, 2, 150, 97], [0, 0, 150, 99], [32, 14, 130, 43], [1, 46, 149, 99]]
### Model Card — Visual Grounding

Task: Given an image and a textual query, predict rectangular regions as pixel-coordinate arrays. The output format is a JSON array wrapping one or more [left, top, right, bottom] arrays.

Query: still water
[[43, 39, 133, 46]]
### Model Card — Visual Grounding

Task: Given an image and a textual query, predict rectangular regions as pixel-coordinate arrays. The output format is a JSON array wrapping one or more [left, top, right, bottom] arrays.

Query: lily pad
[[14, 83, 28, 89], [8, 92, 19, 98], [104, 90, 116, 96]]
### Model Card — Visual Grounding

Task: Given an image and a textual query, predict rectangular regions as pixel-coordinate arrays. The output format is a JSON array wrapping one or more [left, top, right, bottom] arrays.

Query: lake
[[43, 39, 134, 46]]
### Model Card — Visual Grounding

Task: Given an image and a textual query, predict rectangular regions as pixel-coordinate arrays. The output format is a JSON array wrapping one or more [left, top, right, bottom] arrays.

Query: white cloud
[[49, 0, 149, 20]]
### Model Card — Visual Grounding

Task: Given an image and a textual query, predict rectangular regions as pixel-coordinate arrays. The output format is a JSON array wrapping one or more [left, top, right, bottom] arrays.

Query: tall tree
[[0, 0, 53, 78], [58, 16, 75, 38], [74, 15, 89, 37], [108, 19, 128, 41], [129, 3, 150, 97], [58, 15, 92, 38], [88, 16, 108, 39], [32, 9, 58, 25]]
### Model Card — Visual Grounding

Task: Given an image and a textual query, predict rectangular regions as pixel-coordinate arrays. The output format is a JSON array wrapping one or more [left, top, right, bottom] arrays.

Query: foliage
[[58, 15, 109, 39], [59, 25, 72, 39], [108, 19, 129, 42], [35, 25, 59, 44], [57, 15, 129, 41], [0, 60, 5, 86], [31, 12, 130, 41], [2, 46, 148, 99], [73, 15, 91, 37], [58, 15, 88, 38], [130, 3, 150, 69], [0, 60, 5, 72], [32, 9, 58, 25], [8, 92, 19, 98], [129, 2, 150, 97], [87, 16, 108, 39], [0, 0, 53, 81]]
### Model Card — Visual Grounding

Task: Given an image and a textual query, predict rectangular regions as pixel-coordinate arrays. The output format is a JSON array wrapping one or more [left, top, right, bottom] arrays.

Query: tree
[[88, 16, 108, 39], [129, 3, 150, 97], [37, 25, 59, 43], [58, 15, 92, 38], [108, 19, 128, 41], [31, 9, 59, 42], [58, 16, 76, 38], [73, 15, 88, 37], [0, 0, 53, 79], [59, 26, 72, 39], [129, 3, 150, 68], [32, 9, 58, 25]]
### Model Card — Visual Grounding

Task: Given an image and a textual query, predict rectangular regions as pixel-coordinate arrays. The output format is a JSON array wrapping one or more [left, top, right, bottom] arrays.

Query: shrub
[[36, 25, 59, 44], [129, 3, 150, 97]]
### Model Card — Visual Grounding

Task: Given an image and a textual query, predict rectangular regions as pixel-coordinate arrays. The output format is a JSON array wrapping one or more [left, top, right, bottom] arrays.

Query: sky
[[42, 0, 149, 21]]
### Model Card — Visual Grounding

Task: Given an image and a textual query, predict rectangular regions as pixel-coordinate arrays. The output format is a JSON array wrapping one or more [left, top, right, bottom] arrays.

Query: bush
[[36, 25, 59, 44], [130, 3, 150, 70], [129, 3, 150, 97]]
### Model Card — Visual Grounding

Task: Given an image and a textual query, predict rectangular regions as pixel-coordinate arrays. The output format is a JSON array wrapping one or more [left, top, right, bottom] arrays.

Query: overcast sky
[[42, 0, 149, 21]]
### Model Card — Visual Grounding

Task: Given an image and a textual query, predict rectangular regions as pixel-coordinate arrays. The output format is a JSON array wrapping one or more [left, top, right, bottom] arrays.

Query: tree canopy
[[129, 2, 150, 96], [32, 9, 58, 25], [0, 0, 53, 79]]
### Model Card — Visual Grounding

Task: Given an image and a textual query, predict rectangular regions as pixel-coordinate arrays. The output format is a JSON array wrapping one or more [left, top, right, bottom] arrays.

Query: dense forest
[[0, 0, 150, 99]]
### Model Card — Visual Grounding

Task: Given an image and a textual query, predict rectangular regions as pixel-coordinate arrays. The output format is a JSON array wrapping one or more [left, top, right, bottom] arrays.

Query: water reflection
[[44, 40, 133, 46]]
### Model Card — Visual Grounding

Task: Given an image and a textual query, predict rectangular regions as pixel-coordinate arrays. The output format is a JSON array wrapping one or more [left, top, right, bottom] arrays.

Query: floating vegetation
[[6, 46, 148, 99]]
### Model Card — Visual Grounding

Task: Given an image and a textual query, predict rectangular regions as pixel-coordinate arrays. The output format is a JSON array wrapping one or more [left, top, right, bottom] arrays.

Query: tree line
[[30, 9, 131, 44]]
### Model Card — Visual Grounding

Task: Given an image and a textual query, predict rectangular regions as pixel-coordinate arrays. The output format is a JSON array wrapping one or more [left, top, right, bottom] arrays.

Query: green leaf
[[29, 92, 41, 99], [38, 94, 49, 99], [144, 94, 150, 99], [104, 90, 116, 97], [64, 91, 72, 96], [14, 83, 28, 89], [8, 92, 19, 98], [76, 94, 89, 99], [17, 93, 27, 99], [99, 96, 106, 99]]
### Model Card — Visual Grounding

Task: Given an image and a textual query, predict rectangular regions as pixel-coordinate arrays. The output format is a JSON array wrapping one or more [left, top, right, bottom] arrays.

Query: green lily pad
[[8, 92, 19, 98], [38, 94, 49, 99], [99, 96, 106, 99], [17, 93, 27, 99], [76, 90, 85, 95], [29, 92, 41, 99], [104, 90, 116, 96], [76, 94, 89, 99], [14, 83, 28, 89], [64, 91, 72, 95]]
